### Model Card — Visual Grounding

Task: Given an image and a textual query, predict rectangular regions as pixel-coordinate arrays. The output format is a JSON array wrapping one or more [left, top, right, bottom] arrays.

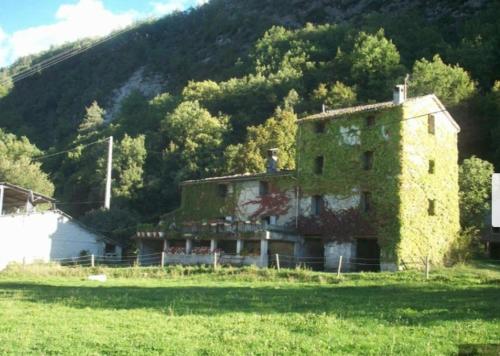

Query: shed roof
[[0, 182, 55, 206]]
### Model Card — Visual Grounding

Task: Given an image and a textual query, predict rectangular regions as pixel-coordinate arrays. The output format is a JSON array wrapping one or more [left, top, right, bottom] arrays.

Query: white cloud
[[0, 0, 138, 68], [196, 0, 209, 6], [150, 1, 185, 16]]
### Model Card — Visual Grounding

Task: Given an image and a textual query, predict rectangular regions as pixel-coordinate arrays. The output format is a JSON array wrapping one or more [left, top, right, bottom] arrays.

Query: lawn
[[0, 264, 499, 355]]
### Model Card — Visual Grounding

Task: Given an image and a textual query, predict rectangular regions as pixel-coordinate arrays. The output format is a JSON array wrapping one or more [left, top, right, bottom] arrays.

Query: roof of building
[[298, 94, 460, 132], [181, 170, 295, 185], [299, 100, 396, 122], [0, 182, 55, 205]]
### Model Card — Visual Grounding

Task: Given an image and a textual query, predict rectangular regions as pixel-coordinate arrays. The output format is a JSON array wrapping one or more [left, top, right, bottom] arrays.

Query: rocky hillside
[[0, 0, 494, 149]]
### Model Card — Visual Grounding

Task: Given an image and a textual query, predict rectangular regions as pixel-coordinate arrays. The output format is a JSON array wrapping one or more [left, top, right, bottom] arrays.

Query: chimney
[[266, 148, 279, 173], [393, 84, 406, 104]]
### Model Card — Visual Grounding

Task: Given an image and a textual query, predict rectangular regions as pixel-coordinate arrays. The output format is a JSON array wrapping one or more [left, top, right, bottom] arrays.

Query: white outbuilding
[[0, 182, 121, 270]]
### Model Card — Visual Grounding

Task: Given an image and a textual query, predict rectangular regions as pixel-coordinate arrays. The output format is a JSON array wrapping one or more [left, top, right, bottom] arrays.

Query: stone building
[[135, 87, 460, 271]]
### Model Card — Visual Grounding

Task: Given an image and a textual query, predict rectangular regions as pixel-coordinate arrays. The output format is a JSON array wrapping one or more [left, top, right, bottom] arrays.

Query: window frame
[[428, 199, 436, 216], [361, 191, 372, 213], [429, 160, 435, 174], [363, 151, 374, 170], [217, 184, 228, 198], [314, 121, 326, 134], [366, 115, 375, 128], [259, 181, 270, 196], [312, 195, 323, 216], [314, 155, 324, 175], [428, 114, 436, 135]]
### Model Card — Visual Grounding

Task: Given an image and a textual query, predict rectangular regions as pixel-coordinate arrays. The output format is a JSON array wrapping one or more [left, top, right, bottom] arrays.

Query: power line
[[33, 137, 110, 161], [1, 24, 137, 87]]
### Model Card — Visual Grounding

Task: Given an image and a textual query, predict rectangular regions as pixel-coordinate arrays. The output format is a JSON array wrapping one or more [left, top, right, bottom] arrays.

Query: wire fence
[[18, 251, 486, 279]]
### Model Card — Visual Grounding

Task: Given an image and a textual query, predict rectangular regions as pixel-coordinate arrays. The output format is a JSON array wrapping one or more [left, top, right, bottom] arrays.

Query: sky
[[0, 0, 208, 68]]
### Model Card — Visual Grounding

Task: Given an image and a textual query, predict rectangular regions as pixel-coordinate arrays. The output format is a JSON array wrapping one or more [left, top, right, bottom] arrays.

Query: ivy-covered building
[[136, 87, 460, 271]]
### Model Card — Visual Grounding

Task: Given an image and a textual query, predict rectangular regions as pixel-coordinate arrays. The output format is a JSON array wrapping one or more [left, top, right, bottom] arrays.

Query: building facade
[[136, 90, 460, 271], [0, 182, 121, 270]]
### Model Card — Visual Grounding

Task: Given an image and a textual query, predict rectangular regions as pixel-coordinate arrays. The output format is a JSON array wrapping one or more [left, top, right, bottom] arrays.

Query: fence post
[[91, 254, 95, 268], [136, 254, 140, 267], [276, 254, 280, 271], [213, 252, 218, 269], [425, 255, 430, 280], [337, 255, 343, 278], [161, 252, 165, 268]]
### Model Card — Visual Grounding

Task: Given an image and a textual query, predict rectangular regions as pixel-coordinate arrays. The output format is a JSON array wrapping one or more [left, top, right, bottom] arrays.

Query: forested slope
[[0, 0, 498, 242]]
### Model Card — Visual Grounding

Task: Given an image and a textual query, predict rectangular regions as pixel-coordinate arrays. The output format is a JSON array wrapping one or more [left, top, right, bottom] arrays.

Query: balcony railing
[[136, 219, 295, 238]]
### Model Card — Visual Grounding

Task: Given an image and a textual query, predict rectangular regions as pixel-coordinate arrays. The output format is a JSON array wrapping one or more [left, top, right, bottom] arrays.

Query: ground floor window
[[218, 240, 237, 254], [354, 238, 380, 272], [241, 240, 260, 256]]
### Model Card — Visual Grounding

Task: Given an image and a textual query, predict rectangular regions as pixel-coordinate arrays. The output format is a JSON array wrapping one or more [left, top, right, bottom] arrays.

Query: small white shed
[[0, 182, 121, 270]]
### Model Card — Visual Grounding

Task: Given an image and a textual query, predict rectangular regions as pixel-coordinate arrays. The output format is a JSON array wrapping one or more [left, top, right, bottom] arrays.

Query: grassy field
[[0, 263, 499, 355]]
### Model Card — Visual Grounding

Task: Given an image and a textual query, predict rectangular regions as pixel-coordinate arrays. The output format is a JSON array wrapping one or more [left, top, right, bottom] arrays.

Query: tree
[[349, 29, 405, 100], [0, 71, 12, 98], [0, 129, 54, 195], [224, 107, 297, 174], [113, 134, 147, 200], [161, 101, 229, 182], [81, 207, 140, 245], [77, 101, 105, 135], [410, 55, 476, 106], [459, 156, 494, 229], [311, 82, 357, 109]]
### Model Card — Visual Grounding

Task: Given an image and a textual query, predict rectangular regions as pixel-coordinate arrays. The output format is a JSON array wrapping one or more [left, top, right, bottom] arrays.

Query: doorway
[[355, 238, 380, 272]]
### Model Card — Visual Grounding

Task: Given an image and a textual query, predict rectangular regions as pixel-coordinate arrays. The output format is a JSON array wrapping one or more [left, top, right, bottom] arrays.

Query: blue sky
[[0, 0, 207, 68]]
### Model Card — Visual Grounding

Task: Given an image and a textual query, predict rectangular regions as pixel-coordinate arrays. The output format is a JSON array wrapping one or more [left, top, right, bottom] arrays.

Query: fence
[[21, 252, 466, 279]]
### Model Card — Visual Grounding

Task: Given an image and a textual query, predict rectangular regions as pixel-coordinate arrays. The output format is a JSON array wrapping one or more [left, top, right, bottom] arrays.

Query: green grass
[[0, 263, 499, 355]]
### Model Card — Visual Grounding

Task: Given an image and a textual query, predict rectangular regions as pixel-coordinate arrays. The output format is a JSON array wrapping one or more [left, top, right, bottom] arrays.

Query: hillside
[[0, 0, 499, 241]]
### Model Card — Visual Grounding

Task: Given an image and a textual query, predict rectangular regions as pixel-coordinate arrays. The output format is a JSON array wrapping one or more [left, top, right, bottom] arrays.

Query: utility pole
[[104, 136, 113, 210]]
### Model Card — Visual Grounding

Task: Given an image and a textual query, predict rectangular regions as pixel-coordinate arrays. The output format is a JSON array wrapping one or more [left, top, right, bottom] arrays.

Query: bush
[[448, 227, 483, 264]]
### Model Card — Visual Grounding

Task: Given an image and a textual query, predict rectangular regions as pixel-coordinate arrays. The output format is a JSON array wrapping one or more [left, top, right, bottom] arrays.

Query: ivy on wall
[[296, 106, 404, 262]]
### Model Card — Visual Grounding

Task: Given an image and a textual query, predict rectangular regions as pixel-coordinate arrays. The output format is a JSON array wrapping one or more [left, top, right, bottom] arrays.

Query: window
[[314, 156, 324, 174], [366, 115, 375, 127], [104, 244, 115, 254], [428, 199, 436, 216], [261, 216, 271, 225], [259, 181, 269, 196], [315, 121, 326, 134], [493, 227, 500, 234], [217, 184, 228, 198], [428, 160, 435, 174], [428, 114, 435, 135], [363, 151, 374, 170], [361, 191, 372, 213], [312, 195, 323, 216]]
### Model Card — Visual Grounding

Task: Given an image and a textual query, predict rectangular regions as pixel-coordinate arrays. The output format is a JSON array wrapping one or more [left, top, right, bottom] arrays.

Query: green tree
[[0, 129, 54, 195], [0, 71, 12, 98], [77, 101, 105, 135], [459, 156, 494, 229], [311, 82, 357, 109], [113, 134, 147, 200], [224, 108, 297, 174], [161, 101, 229, 182], [410, 55, 476, 106], [81, 207, 140, 245], [349, 29, 405, 100]]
